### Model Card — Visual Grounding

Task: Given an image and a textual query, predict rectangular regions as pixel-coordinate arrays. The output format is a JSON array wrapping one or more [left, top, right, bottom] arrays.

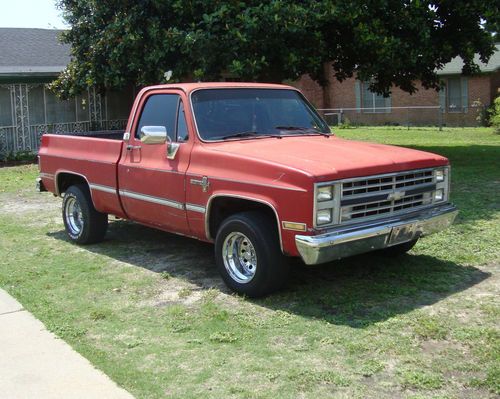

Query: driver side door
[[118, 90, 193, 235]]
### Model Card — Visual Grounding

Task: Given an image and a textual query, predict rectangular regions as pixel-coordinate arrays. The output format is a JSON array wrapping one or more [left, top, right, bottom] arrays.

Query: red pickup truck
[[37, 82, 458, 297]]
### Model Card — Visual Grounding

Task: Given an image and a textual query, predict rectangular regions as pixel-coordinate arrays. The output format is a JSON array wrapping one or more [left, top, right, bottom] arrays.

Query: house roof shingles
[[437, 44, 500, 75], [0, 28, 70, 76]]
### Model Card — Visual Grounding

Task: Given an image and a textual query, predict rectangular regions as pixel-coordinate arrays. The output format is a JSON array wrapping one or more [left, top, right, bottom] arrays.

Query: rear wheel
[[379, 238, 418, 257], [215, 211, 289, 297], [62, 184, 108, 244]]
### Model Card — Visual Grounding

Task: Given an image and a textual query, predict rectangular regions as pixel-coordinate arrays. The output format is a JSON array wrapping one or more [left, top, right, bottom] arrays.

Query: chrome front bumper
[[295, 203, 458, 265]]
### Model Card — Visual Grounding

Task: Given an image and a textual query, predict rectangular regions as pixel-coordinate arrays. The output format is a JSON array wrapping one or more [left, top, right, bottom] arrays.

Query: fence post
[[438, 106, 443, 131], [407, 107, 410, 130], [339, 109, 343, 126]]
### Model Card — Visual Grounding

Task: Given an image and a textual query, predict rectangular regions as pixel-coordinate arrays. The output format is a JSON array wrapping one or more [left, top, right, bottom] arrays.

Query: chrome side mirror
[[166, 136, 180, 160], [140, 126, 167, 144]]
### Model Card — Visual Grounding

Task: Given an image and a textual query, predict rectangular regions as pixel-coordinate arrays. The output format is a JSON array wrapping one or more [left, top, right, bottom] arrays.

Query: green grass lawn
[[0, 127, 499, 398]]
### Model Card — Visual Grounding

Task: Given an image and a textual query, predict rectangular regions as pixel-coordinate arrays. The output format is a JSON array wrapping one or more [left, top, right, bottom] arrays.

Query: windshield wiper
[[214, 131, 282, 140], [274, 126, 331, 137]]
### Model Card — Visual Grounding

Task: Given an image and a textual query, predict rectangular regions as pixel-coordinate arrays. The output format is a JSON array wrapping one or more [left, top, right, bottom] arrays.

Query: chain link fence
[[318, 105, 488, 129]]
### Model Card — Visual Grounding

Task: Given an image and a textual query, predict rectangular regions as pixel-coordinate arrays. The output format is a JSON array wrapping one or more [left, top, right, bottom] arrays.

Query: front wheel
[[215, 211, 289, 298], [62, 184, 108, 244]]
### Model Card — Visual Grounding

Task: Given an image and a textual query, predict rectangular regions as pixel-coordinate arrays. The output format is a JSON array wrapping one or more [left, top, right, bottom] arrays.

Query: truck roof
[[139, 81, 295, 94]]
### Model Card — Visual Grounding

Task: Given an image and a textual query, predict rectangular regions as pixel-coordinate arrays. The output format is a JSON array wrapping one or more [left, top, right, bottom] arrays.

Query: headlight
[[435, 169, 445, 182], [316, 209, 332, 225], [315, 182, 339, 227], [317, 185, 334, 202], [434, 189, 444, 202], [433, 167, 449, 203]]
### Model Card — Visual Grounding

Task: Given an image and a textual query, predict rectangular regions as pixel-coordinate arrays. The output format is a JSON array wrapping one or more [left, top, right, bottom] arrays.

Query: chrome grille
[[341, 169, 437, 223], [343, 170, 433, 198]]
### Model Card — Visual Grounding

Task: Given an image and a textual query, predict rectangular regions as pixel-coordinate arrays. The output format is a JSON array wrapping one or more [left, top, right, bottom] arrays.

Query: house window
[[355, 81, 391, 113], [446, 78, 463, 112], [27, 86, 46, 125], [440, 77, 468, 113], [0, 86, 13, 126]]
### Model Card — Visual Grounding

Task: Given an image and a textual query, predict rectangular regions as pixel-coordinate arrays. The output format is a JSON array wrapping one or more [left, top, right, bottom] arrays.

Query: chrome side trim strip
[[123, 164, 186, 174], [119, 189, 184, 210], [89, 183, 117, 194], [39, 172, 54, 180], [185, 203, 206, 213]]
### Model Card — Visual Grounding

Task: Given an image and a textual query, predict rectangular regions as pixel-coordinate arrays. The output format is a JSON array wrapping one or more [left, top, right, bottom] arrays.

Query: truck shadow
[[48, 219, 490, 328], [269, 255, 489, 328]]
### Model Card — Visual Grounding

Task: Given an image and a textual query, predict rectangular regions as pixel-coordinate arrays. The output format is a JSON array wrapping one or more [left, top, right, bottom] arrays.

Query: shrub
[[490, 96, 500, 134], [472, 98, 490, 127]]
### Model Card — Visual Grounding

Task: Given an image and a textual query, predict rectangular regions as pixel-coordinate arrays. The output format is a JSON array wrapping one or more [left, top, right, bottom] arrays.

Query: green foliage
[[52, 1, 498, 98], [471, 99, 490, 127], [490, 96, 500, 134], [0, 150, 36, 163], [337, 117, 352, 129]]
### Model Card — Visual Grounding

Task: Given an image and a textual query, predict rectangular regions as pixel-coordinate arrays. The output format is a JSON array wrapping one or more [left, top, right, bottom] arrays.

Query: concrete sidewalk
[[0, 289, 135, 399]]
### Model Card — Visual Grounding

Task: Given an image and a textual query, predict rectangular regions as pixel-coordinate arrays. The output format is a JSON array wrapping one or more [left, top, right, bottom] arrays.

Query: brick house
[[293, 44, 500, 127]]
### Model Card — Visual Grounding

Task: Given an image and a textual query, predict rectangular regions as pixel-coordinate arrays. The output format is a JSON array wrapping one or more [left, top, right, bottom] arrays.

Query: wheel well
[[56, 173, 88, 196], [208, 197, 278, 240]]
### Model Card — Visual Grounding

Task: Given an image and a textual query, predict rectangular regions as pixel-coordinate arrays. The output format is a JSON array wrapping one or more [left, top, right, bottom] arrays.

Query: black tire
[[215, 211, 290, 298], [62, 184, 108, 244], [379, 238, 418, 257]]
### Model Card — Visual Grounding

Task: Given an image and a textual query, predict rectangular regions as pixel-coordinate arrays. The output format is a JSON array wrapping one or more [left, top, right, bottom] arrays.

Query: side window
[[135, 94, 179, 140], [177, 101, 189, 142], [446, 77, 462, 112]]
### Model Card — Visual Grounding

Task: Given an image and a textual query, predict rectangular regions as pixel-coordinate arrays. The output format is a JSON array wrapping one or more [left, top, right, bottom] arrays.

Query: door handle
[[126, 145, 141, 151]]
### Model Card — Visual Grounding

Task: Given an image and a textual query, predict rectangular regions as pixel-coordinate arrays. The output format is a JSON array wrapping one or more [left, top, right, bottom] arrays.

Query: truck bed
[[38, 132, 126, 217]]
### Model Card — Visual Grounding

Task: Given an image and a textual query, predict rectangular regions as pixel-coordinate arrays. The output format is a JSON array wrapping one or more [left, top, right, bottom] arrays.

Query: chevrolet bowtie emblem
[[387, 191, 405, 201]]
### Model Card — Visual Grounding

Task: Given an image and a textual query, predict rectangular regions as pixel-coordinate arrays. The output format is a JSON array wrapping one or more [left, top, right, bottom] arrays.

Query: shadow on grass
[[269, 254, 489, 328], [48, 219, 490, 328]]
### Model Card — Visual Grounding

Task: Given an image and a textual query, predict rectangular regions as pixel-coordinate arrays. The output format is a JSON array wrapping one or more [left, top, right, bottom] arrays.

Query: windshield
[[191, 88, 331, 141]]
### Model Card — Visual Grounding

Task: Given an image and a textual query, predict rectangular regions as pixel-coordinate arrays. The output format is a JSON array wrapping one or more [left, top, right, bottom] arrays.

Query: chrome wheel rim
[[222, 232, 257, 284], [65, 196, 83, 236]]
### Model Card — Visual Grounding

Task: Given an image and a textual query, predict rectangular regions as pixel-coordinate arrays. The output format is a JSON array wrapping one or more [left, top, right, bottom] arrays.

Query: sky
[[0, 0, 68, 29]]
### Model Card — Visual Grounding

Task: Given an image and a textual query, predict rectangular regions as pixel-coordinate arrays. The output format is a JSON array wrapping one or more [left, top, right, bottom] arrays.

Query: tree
[[52, 0, 499, 98]]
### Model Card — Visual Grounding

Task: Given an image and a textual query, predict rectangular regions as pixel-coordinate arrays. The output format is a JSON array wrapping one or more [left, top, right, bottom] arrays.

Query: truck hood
[[207, 135, 448, 180]]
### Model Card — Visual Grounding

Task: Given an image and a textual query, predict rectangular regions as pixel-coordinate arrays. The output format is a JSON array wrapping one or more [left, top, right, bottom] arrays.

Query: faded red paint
[[38, 82, 450, 257]]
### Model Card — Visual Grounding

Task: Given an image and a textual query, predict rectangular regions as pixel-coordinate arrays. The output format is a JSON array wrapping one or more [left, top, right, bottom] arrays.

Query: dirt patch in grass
[[0, 189, 60, 225]]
